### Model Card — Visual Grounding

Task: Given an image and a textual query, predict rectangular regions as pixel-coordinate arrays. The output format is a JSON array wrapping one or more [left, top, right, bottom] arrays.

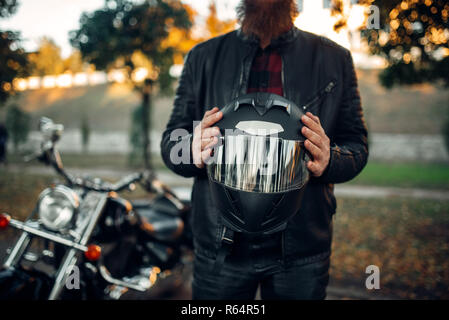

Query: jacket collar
[[236, 26, 300, 48]]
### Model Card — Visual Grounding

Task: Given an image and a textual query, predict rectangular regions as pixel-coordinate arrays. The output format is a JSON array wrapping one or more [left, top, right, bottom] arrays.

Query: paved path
[[6, 165, 449, 201]]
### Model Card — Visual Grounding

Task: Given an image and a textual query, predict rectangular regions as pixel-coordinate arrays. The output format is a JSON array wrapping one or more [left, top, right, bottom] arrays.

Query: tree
[[70, 0, 193, 170], [28, 37, 65, 76], [352, 0, 449, 88], [205, 1, 236, 39], [157, 1, 236, 64], [0, 31, 28, 104], [0, 0, 18, 18], [356, 0, 449, 154], [80, 114, 90, 154], [5, 104, 30, 152], [129, 103, 145, 167], [0, 0, 29, 105], [63, 50, 85, 74], [28, 39, 85, 76]]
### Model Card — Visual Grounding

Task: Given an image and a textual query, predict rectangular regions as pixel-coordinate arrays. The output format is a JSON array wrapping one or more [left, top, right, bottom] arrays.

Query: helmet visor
[[207, 135, 309, 193]]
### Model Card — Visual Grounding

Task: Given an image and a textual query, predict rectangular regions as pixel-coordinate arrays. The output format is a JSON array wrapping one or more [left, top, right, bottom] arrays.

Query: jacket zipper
[[236, 47, 258, 97], [302, 80, 336, 111], [237, 61, 244, 96]]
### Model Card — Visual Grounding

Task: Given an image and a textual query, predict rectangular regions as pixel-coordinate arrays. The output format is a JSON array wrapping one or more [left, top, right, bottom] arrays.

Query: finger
[[307, 160, 320, 175], [201, 136, 222, 163], [204, 107, 219, 117], [301, 126, 323, 148], [304, 139, 322, 160], [301, 114, 323, 135], [201, 148, 214, 164], [201, 126, 220, 139], [306, 112, 321, 125], [193, 119, 204, 136], [308, 113, 327, 138], [205, 136, 220, 149], [202, 110, 223, 128], [201, 136, 219, 149], [201, 138, 211, 150]]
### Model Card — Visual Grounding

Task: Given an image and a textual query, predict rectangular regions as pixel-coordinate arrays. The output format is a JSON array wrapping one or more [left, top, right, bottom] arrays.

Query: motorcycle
[[0, 117, 193, 300]]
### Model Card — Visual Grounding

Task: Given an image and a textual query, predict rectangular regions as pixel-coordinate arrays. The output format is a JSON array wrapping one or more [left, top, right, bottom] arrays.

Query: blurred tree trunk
[[80, 114, 90, 154], [142, 79, 153, 170]]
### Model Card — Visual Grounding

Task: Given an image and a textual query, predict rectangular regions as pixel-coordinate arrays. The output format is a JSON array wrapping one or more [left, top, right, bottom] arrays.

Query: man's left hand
[[301, 112, 331, 177]]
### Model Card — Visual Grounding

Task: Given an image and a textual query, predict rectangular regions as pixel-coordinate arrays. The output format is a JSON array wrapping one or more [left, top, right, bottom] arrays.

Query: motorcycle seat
[[132, 196, 182, 217], [137, 207, 184, 242]]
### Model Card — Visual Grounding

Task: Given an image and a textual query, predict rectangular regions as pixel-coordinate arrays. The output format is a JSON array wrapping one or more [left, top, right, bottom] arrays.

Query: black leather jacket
[[160, 27, 368, 262]]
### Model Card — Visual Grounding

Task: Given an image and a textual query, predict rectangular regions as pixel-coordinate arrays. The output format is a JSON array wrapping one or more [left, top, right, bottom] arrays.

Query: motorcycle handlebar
[[72, 172, 144, 193], [109, 172, 143, 192], [29, 119, 153, 194], [30, 142, 156, 194]]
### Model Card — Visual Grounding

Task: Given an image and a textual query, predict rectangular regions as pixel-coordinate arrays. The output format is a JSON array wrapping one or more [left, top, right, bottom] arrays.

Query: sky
[[0, 0, 240, 58]]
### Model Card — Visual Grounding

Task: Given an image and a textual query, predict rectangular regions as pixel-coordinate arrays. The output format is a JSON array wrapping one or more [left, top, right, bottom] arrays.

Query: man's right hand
[[192, 107, 223, 169]]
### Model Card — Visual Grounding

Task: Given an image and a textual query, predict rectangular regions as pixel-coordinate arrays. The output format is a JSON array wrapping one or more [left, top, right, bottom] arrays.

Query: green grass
[[350, 161, 449, 190], [331, 197, 449, 299]]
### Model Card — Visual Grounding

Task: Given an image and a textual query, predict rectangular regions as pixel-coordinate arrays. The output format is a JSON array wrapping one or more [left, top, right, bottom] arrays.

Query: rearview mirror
[[39, 117, 64, 143]]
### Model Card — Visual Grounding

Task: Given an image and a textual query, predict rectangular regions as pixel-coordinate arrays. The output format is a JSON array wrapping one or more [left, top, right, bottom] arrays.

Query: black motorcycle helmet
[[206, 92, 310, 235]]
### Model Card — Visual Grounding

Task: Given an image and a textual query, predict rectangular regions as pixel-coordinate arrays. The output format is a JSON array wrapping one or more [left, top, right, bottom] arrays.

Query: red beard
[[237, 0, 298, 41]]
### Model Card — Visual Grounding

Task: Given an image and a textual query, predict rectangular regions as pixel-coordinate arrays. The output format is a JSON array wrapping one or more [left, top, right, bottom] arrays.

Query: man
[[161, 0, 368, 299]]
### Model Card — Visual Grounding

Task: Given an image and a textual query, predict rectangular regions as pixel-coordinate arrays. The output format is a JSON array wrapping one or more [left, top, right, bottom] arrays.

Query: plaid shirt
[[247, 46, 283, 96]]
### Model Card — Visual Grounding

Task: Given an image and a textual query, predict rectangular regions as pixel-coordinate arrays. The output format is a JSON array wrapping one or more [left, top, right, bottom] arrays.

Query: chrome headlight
[[38, 185, 79, 231]]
